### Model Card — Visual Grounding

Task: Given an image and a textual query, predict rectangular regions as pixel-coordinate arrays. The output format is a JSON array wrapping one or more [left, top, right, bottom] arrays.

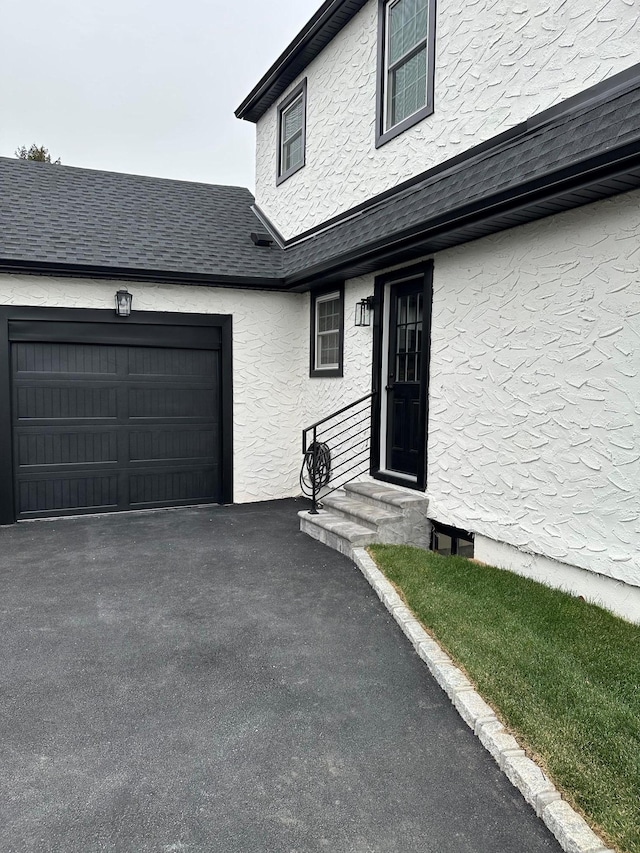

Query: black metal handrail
[[300, 392, 376, 514]]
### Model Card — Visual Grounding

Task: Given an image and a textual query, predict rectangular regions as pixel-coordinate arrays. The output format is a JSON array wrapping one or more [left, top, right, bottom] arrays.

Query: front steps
[[298, 480, 431, 558]]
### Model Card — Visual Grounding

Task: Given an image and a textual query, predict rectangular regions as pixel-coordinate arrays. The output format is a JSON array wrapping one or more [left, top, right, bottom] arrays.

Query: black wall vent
[[251, 232, 274, 247]]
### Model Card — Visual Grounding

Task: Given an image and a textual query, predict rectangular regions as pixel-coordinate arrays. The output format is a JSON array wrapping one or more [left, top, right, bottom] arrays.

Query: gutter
[[0, 260, 287, 292]]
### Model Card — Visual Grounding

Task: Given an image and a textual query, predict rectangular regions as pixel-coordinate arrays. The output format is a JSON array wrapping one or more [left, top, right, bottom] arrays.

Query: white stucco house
[[1, 0, 639, 621]]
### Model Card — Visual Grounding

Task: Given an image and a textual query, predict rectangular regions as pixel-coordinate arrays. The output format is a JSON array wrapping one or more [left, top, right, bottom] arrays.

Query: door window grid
[[395, 292, 423, 383]]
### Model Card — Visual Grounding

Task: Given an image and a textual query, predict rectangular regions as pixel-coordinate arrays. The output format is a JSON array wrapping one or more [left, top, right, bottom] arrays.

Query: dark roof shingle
[[0, 159, 283, 285]]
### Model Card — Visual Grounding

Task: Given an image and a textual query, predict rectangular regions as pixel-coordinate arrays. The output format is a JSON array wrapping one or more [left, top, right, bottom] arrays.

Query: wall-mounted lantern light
[[115, 289, 133, 317], [355, 295, 375, 327]]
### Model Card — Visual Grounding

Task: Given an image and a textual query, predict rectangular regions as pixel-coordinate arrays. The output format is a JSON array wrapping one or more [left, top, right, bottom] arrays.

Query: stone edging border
[[352, 547, 614, 853]]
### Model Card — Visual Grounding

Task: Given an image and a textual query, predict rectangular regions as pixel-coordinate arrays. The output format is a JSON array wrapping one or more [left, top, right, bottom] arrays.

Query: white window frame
[[310, 288, 344, 378]]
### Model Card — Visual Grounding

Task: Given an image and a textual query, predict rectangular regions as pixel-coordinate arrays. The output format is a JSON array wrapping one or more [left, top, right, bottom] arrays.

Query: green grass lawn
[[368, 545, 640, 853]]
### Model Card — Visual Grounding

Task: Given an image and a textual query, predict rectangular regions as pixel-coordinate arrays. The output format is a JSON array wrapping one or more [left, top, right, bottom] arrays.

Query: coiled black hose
[[300, 441, 332, 498]]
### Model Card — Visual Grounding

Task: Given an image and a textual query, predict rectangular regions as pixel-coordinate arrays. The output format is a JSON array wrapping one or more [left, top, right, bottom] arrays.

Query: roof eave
[[235, 0, 368, 123], [0, 260, 287, 291]]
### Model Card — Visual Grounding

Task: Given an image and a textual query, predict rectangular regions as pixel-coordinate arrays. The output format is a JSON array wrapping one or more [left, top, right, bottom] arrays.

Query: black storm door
[[11, 337, 223, 519], [386, 279, 424, 476]]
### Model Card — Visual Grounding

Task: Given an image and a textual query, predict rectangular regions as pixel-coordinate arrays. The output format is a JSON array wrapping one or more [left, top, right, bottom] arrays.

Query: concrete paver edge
[[351, 547, 614, 853]]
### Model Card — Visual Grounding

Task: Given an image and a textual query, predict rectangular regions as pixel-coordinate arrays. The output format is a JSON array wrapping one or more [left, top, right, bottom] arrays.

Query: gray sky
[[0, 0, 321, 189]]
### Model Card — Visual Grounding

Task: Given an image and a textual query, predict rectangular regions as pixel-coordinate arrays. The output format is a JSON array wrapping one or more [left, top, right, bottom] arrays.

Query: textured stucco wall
[[0, 276, 307, 503], [427, 189, 640, 589], [255, 0, 640, 238]]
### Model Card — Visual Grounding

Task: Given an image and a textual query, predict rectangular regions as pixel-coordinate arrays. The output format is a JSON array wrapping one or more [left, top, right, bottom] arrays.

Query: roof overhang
[[235, 0, 368, 123], [282, 144, 640, 290]]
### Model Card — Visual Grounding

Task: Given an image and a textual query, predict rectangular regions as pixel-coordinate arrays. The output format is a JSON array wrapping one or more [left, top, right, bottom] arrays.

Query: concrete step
[[298, 509, 378, 558], [322, 491, 404, 531], [344, 480, 430, 512]]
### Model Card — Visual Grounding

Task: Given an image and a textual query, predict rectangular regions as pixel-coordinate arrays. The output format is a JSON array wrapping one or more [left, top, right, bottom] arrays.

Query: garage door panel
[[17, 430, 118, 467], [129, 426, 218, 463], [129, 467, 219, 507], [17, 474, 119, 516], [127, 387, 218, 420], [16, 385, 119, 421], [127, 347, 218, 378], [13, 342, 118, 376]]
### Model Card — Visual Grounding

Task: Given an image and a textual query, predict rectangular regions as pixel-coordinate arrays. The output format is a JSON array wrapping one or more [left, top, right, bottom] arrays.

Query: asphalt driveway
[[0, 500, 562, 853]]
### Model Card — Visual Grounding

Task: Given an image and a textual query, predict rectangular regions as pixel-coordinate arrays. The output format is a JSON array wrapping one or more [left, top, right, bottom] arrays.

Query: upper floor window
[[277, 80, 307, 185], [376, 0, 437, 148]]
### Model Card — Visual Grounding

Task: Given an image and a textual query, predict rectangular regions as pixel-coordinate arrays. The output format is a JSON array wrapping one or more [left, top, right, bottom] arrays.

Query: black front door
[[386, 279, 424, 476]]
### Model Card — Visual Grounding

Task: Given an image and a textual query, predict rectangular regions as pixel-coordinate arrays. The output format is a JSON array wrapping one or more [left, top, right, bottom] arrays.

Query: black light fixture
[[115, 289, 133, 317], [355, 295, 375, 327]]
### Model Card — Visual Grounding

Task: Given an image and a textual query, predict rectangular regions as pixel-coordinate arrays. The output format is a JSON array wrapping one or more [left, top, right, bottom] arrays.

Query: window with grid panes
[[377, 0, 436, 146], [310, 289, 343, 377], [277, 81, 306, 183], [395, 290, 423, 384], [316, 293, 340, 369]]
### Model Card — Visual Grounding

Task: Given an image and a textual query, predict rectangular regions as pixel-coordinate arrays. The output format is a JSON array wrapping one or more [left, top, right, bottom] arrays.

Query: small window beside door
[[310, 288, 344, 377], [277, 80, 307, 184]]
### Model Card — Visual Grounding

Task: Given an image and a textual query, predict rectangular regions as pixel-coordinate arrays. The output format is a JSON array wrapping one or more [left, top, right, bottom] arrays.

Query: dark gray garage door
[[11, 336, 223, 519]]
